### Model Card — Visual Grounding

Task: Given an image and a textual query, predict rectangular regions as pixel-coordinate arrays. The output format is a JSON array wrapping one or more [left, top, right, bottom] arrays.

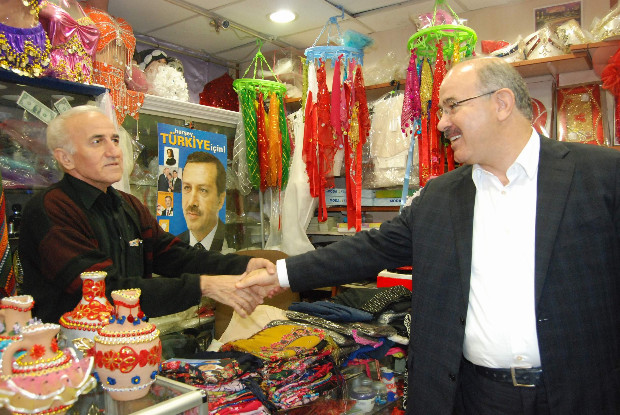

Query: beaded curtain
[[302, 55, 370, 231], [400, 4, 477, 187]]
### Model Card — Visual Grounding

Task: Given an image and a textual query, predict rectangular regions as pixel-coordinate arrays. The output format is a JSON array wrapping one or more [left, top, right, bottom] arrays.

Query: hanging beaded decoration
[[232, 40, 290, 192], [302, 10, 369, 231], [83, 5, 144, 124], [401, 0, 477, 188]]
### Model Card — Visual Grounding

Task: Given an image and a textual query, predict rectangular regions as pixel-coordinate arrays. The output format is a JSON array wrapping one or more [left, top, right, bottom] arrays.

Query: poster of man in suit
[[156, 123, 227, 251]]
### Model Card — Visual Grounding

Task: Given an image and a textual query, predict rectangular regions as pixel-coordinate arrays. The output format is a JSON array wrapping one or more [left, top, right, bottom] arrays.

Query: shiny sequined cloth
[[0, 20, 51, 77], [39, 1, 100, 83]]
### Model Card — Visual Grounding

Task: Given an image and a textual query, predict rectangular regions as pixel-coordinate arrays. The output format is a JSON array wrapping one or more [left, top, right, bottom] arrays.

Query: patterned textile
[[83, 5, 143, 124], [330, 286, 411, 314], [265, 320, 356, 347], [39, 1, 99, 83], [286, 310, 397, 338], [0, 21, 51, 77], [288, 300, 373, 322], [221, 325, 331, 361]]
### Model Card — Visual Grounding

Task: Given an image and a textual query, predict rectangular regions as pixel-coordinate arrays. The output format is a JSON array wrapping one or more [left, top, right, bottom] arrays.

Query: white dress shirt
[[464, 128, 540, 369], [189, 222, 217, 250], [278, 129, 542, 369]]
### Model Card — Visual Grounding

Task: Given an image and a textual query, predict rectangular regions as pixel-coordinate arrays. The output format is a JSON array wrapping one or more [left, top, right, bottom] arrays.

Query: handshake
[[199, 257, 285, 318]]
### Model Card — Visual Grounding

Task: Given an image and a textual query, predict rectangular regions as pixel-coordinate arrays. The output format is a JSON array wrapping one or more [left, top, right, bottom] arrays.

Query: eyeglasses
[[437, 90, 499, 119]]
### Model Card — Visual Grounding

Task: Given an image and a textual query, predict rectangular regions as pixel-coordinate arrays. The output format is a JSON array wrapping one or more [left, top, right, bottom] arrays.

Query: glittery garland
[[302, 92, 319, 198], [331, 56, 343, 148], [266, 91, 281, 189], [419, 59, 433, 186], [354, 65, 370, 141], [452, 39, 461, 65], [256, 92, 269, 192], [401, 49, 419, 136], [430, 41, 446, 177], [238, 88, 260, 188], [278, 97, 291, 188], [316, 60, 335, 222], [419, 59, 433, 118]]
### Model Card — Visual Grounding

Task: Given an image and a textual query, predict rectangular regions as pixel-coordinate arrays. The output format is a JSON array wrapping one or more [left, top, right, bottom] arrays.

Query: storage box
[[326, 188, 375, 198], [373, 198, 402, 206], [377, 270, 412, 290]]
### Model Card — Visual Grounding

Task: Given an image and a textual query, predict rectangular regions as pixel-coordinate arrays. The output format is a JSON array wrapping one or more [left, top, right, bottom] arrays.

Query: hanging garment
[[83, 5, 143, 124], [39, 1, 99, 83]]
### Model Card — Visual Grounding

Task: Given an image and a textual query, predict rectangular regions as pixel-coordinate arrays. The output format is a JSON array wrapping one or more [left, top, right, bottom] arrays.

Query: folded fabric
[[286, 311, 397, 338], [218, 304, 288, 344], [375, 310, 409, 325], [330, 286, 411, 314], [265, 319, 355, 347], [289, 301, 373, 322], [221, 324, 335, 361]]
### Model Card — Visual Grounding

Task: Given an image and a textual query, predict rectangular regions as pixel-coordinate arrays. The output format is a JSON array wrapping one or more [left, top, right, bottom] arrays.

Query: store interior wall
[[361, 0, 611, 72]]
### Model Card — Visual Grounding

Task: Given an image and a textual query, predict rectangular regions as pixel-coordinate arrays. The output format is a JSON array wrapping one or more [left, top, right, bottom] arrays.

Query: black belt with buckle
[[467, 360, 543, 387]]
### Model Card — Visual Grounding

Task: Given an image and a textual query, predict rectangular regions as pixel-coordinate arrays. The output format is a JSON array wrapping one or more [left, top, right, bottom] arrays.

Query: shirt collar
[[64, 174, 121, 209], [512, 128, 540, 181], [189, 221, 218, 249], [472, 128, 540, 182]]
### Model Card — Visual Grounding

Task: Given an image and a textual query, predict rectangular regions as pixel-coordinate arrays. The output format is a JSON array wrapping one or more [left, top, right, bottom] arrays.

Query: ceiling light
[[269, 9, 295, 23]]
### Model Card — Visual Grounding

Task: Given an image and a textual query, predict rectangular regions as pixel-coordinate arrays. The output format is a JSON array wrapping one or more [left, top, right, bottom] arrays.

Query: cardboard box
[[373, 198, 402, 206]]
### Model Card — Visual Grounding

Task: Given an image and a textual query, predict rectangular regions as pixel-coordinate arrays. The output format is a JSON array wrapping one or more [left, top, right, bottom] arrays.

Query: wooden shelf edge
[[324, 206, 400, 212]]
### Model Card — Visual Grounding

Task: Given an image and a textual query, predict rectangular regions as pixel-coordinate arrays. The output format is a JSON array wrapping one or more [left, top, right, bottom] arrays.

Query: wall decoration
[[535, 2, 581, 31], [557, 84, 605, 146]]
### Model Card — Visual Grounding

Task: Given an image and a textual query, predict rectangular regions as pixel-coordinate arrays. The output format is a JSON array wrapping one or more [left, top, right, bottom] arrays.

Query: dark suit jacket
[[172, 178, 182, 193], [177, 218, 226, 252], [285, 136, 620, 414], [157, 173, 168, 192]]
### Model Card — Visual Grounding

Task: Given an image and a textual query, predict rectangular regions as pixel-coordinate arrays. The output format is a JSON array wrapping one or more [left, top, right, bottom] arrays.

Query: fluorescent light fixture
[[269, 9, 295, 23]]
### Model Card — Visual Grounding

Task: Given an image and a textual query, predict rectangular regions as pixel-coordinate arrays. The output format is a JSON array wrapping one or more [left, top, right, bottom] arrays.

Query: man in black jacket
[[19, 106, 273, 322], [239, 57, 620, 414]]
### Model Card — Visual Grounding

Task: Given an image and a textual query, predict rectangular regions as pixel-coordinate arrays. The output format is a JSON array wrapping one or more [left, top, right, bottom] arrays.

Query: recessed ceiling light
[[269, 9, 296, 23]]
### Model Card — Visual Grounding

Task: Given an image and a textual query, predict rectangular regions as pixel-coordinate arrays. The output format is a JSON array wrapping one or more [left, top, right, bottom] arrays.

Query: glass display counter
[[67, 376, 207, 415]]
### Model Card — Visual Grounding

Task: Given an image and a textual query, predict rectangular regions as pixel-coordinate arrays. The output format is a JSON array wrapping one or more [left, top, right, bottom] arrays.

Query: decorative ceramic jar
[[93, 288, 161, 401], [59, 271, 113, 351], [0, 323, 96, 415], [0, 295, 37, 375]]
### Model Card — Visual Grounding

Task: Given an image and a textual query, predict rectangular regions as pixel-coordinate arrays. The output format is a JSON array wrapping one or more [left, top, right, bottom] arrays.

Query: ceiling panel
[[216, 0, 344, 37], [181, 0, 239, 9], [108, 0, 195, 33], [355, 1, 438, 33], [337, 0, 430, 15], [103, 0, 526, 65], [148, 15, 257, 54], [281, 18, 372, 50]]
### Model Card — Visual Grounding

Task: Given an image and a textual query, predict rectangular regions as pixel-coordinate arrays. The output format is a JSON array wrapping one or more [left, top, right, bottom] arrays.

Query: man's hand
[[237, 268, 285, 299], [245, 257, 276, 274], [199, 274, 263, 318]]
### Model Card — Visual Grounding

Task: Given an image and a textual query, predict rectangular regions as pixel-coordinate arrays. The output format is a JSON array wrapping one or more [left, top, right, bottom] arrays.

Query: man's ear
[[494, 88, 516, 122], [217, 192, 226, 211], [53, 148, 74, 171]]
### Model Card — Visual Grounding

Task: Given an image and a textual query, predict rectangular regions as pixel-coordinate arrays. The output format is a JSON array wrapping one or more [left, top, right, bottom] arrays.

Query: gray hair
[[46, 105, 106, 154], [468, 57, 533, 120]]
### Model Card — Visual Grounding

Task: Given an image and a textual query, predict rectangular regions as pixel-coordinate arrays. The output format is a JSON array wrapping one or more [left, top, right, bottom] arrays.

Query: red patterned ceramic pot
[[59, 271, 113, 352], [93, 289, 161, 401]]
